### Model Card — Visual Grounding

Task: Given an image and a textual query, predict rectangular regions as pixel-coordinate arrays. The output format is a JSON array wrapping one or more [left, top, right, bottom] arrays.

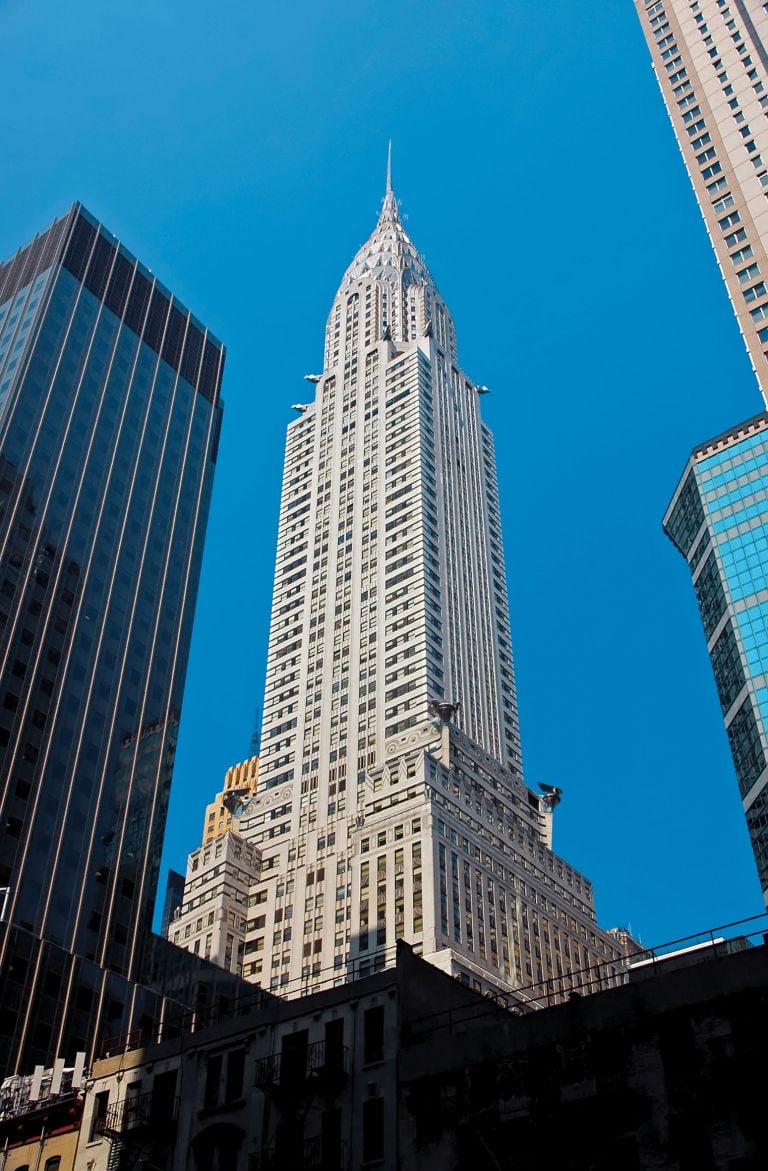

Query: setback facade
[[236, 172, 624, 1000], [169, 832, 260, 975]]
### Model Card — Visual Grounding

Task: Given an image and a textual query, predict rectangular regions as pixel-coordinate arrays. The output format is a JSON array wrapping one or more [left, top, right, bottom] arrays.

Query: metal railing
[[98, 948, 399, 1058], [98, 1027, 144, 1060], [0, 1086, 79, 1124], [254, 1040, 349, 1089], [250, 1136, 348, 1170], [404, 912, 768, 1038], [94, 913, 768, 1059], [95, 1090, 179, 1135]]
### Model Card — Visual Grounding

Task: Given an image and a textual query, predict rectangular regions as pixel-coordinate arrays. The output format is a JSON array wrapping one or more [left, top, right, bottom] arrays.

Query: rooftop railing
[[94, 912, 768, 1059], [404, 911, 768, 1039]]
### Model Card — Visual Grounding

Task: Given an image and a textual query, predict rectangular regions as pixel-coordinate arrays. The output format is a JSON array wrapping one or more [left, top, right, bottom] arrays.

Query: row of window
[[670, 2, 768, 359]]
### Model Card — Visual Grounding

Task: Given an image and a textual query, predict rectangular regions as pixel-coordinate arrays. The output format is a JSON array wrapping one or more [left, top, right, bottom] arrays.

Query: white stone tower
[[241, 158, 623, 998]]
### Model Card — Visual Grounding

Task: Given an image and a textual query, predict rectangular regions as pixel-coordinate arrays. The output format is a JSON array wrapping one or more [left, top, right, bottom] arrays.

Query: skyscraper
[[238, 165, 623, 997], [0, 204, 224, 1070], [165, 755, 261, 972], [201, 753, 259, 845], [634, 0, 768, 403], [664, 414, 768, 903], [635, 2, 768, 902], [169, 830, 259, 974], [160, 868, 186, 937]]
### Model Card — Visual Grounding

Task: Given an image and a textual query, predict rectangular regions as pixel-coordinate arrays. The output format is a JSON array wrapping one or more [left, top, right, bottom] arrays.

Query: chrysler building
[[234, 160, 623, 997]]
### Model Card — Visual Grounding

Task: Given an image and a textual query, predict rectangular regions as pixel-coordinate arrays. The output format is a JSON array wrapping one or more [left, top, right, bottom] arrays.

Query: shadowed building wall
[[0, 205, 224, 1072]]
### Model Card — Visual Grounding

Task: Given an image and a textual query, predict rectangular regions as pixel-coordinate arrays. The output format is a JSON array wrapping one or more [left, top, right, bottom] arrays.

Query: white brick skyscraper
[[241, 164, 623, 998]]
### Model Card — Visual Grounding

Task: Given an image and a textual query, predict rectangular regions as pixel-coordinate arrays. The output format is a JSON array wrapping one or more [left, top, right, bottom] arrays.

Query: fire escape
[[250, 1033, 349, 1170], [94, 1087, 179, 1171]]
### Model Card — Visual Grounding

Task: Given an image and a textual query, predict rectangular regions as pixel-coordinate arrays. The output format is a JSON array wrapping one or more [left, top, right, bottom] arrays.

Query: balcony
[[250, 1136, 348, 1171], [254, 1040, 349, 1098], [95, 1090, 179, 1137]]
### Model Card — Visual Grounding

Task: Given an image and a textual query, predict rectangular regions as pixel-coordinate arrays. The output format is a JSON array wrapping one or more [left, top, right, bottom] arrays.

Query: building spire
[[381, 140, 398, 223]]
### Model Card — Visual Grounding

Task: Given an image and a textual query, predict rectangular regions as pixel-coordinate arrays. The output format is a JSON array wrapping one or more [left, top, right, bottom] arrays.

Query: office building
[[634, 0, 768, 402], [160, 869, 186, 938], [0, 203, 224, 1072], [634, 3, 768, 902], [239, 164, 623, 998], [201, 754, 259, 845], [166, 756, 260, 975], [169, 832, 259, 974], [664, 412, 768, 901]]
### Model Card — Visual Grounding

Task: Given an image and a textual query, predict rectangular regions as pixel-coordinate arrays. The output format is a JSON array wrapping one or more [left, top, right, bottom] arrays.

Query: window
[[362, 1098, 385, 1163], [725, 227, 748, 247], [738, 263, 761, 284], [44, 1161, 61, 1171], [204, 1055, 222, 1110], [150, 1070, 178, 1126], [363, 1005, 385, 1064], [226, 1049, 245, 1102], [203, 1049, 245, 1109], [88, 1086, 110, 1140], [743, 282, 766, 303], [321, 1105, 343, 1165], [728, 699, 767, 799]]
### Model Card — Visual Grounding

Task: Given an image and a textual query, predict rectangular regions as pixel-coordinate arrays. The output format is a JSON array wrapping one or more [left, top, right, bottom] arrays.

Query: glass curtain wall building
[[0, 204, 224, 1072], [236, 171, 624, 999], [664, 413, 768, 902]]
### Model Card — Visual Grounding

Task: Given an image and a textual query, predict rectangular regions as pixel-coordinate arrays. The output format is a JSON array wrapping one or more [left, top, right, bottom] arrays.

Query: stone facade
[[240, 165, 623, 1001]]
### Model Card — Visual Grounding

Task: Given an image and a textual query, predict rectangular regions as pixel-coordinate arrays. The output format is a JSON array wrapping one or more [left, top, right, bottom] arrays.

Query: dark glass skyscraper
[[0, 204, 224, 1071]]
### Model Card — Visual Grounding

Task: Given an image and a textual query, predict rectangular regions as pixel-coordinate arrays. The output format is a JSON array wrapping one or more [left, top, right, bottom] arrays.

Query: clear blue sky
[[1, 0, 764, 948]]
